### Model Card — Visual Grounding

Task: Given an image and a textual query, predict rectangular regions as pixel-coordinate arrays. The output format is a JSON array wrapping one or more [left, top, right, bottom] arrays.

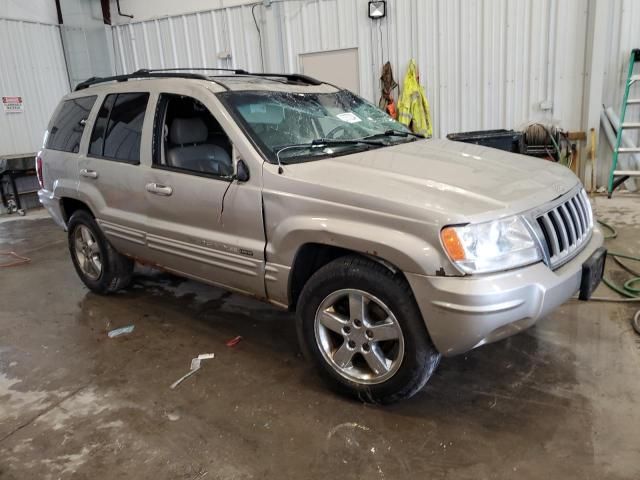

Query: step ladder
[[608, 48, 640, 197]]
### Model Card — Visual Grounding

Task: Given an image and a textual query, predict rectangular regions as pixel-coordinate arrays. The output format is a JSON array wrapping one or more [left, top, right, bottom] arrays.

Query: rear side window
[[89, 92, 149, 164], [46, 96, 97, 153]]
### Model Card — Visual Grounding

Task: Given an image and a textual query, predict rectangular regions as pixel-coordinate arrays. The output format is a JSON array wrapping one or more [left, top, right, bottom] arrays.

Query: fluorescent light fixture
[[368, 1, 386, 19]]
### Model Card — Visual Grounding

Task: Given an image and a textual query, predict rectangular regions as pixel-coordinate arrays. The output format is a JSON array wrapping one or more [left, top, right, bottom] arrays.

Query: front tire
[[67, 210, 133, 294], [297, 255, 441, 404]]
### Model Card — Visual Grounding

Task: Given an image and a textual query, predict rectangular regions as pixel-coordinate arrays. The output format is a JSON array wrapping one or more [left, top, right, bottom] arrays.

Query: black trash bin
[[446, 129, 523, 153]]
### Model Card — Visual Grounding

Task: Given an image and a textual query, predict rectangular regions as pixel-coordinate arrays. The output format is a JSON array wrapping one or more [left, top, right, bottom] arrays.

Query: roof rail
[[239, 72, 323, 85], [73, 68, 326, 92], [74, 71, 211, 91], [134, 67, 249, 75]]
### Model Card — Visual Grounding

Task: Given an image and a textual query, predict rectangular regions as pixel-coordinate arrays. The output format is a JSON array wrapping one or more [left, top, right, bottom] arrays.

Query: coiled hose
[[595, 220, 640, 334]]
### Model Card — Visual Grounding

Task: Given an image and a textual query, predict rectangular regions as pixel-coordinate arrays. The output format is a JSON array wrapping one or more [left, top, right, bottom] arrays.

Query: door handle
[[145, 183, 173, 196], [80, 169, 98, 179]]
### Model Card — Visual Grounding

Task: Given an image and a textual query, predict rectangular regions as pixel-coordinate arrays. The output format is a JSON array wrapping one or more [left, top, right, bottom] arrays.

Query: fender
[[263, 215, 459, 307]]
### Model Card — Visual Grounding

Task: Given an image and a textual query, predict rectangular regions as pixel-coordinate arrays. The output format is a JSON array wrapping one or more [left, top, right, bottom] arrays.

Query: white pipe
[[543, 0, 558, 109], [604, 107, 639, 191]]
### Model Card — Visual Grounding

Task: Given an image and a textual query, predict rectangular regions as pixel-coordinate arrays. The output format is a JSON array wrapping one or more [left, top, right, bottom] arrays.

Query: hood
[[283, 138, 580, 223]]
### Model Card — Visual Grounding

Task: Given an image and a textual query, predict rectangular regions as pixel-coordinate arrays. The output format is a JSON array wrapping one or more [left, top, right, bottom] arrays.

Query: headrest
[[169, 117, 208, 145]]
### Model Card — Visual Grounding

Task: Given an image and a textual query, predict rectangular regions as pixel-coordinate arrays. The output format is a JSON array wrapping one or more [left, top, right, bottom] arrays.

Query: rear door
[[143, 85, 265, 297], [77, 91, 152, 259]]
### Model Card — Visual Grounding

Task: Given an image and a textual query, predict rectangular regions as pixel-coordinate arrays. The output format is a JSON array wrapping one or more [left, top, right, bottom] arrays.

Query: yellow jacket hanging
[[398, 59, 433, 138]]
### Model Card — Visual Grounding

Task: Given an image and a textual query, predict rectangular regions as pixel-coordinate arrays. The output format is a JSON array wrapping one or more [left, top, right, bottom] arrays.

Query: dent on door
[[143, 166, 266, 297]]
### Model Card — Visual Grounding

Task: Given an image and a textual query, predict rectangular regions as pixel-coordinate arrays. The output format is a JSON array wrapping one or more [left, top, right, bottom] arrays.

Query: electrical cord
[[252, 0, 355, 74], [598, 218, 617, 239], [596, 220, 640, 298], [251, 3, 265, 72], [378, 17, 384, 64], [589, 219, 640, 334], [218, 174, 237, 223], [0, 251, 31, 268], [250, 0, 290, 73]]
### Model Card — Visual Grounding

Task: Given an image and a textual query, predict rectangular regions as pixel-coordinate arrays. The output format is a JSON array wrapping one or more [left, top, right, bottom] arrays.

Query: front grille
[[535, 189, 593, 268]]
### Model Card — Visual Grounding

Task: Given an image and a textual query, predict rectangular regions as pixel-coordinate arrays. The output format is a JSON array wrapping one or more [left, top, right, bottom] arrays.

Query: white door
[[300, 47, 360, 93]]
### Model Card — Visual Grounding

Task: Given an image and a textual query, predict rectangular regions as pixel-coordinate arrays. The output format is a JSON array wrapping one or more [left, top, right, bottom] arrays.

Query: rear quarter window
[[46, 96, 97, 153]]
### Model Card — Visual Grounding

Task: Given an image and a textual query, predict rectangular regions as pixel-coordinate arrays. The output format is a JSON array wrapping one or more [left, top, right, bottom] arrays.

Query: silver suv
[[38, 69, 606, 403]]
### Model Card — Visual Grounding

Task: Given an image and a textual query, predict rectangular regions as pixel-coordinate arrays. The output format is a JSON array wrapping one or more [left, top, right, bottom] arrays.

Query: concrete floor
[[1, 197, 640, 480]]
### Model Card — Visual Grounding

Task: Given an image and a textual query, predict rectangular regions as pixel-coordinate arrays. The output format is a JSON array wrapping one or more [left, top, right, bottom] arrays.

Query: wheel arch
[[270, 216, 456, 309], [287, 242, 412, 311], [60, 197, 94, 225]]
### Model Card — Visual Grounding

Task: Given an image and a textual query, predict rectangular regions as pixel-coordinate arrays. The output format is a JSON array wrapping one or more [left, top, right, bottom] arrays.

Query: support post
[[580, 0, 609, 190]]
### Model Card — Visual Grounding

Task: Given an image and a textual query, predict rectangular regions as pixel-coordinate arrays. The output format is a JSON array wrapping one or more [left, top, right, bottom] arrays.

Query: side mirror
[[236, 159, 250, 182]]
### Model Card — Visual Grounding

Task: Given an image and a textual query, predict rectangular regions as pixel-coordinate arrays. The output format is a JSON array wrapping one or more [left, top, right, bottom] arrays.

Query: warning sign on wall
[[2, 96, 24, 113]]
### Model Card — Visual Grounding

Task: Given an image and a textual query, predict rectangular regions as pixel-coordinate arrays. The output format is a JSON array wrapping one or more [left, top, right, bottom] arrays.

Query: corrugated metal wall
[[274, 0, 378, 105], [602, 0, 640, 113], [112, 5, 262, 75], [273, 0, 589, 138], [113, 0, 589, 139], [0, 0, 635, 182], [0, 18, 70, 158], [596, 0, 640, 186], [107, 0, 640, 186]]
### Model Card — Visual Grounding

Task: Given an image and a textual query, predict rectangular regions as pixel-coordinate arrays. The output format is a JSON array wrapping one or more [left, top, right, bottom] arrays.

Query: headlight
[[440, 216, 542, 274]]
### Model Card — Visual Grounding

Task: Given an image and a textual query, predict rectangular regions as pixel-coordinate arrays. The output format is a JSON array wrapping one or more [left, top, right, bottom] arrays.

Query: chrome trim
[[525, 186, 593, 270], [146, 233, 259, 277], [567, 199, 582, 237], [98, 219, 146, 246]]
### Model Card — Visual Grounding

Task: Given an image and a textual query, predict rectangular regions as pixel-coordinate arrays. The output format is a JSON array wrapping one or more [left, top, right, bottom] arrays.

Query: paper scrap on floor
[[108, 325, 135, 338], [170, 353, 215, 389]]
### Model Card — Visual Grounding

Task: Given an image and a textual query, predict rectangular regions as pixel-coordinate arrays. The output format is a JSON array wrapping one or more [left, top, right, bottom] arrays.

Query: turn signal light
[[440, 227, 466, 261]]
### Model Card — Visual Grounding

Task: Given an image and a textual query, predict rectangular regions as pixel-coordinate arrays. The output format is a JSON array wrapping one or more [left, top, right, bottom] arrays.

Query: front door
[[143, 87, 265, 297]]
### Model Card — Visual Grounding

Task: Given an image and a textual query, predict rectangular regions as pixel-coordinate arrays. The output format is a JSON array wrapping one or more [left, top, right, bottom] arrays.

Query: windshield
[[220, 90, 414, 164]]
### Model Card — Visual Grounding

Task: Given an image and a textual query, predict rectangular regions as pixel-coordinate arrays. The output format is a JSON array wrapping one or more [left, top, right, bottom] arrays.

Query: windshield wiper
[[363, 129, 425, 141], [310, 138, 387, 147], [275, 138, 386, 172]]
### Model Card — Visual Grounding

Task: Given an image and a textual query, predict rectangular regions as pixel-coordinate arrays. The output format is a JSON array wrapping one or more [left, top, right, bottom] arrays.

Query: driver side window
[[153, 94, 233, 178]]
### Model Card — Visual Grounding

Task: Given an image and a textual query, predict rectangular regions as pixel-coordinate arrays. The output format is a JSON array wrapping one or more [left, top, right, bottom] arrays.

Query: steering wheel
[[326, 124, 350, 139]]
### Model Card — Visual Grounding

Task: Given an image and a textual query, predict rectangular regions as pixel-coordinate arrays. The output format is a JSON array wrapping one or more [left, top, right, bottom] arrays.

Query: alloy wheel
[[314, 289, 405, 384], [73, 225, 102, 281]]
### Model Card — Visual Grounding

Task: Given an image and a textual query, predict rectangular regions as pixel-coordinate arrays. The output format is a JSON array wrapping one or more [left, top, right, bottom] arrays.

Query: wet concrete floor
[[1, 197, 639, 479]]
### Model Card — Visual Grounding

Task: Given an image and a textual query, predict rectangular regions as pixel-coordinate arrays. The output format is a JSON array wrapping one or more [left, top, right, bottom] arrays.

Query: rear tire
[[67, 210, 133, 294], [297, 255, 441, 404]]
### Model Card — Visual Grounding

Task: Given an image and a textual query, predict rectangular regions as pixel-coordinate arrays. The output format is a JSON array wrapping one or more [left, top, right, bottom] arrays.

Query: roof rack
[[74, 68, 325, 92], [74, 68, 249, 91], [75, 71, 206, 91], [135, 67, 249, 75], [235, 73, 323, 86]]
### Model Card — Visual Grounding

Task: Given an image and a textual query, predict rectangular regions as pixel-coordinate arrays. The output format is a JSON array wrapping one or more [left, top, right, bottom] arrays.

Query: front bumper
[[406, 227, 604, 356], [38, 189, 66, 229]]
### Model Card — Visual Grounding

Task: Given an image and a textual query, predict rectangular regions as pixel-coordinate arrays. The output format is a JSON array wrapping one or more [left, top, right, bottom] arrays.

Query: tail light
[[35, 152, 44, 189]]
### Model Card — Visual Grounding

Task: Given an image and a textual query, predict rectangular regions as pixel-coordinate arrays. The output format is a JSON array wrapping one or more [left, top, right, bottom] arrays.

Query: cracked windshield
[[223, 90, 416, 164]]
